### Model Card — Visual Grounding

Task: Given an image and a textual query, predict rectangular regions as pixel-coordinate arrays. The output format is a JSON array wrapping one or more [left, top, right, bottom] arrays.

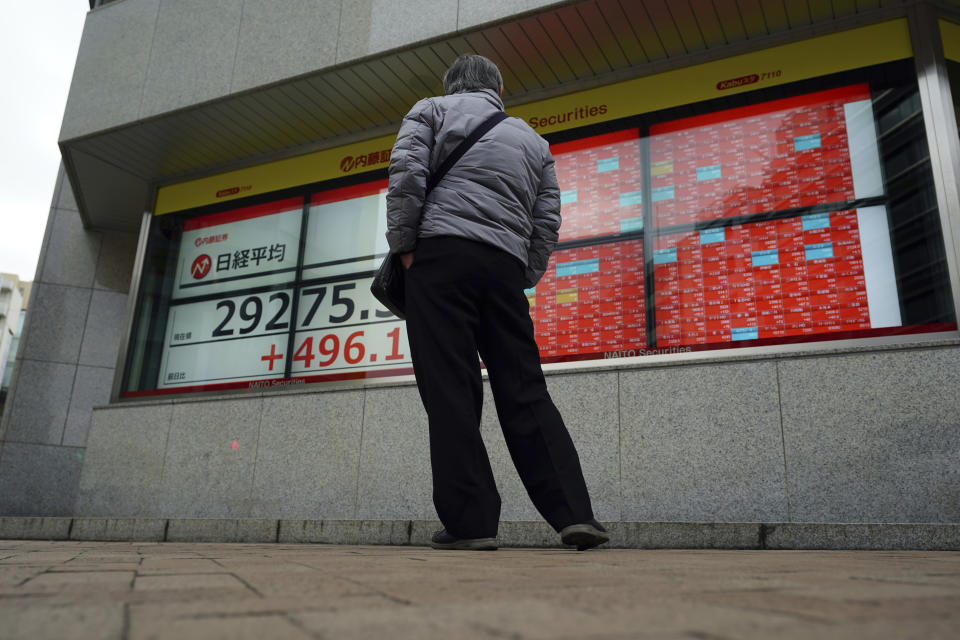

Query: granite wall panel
[[2, 360, 76, 446], [336, 0, 458, 62], [19, 283, 91, 364], [232, 0, 340, 92], [250, 390, 365, 519], [480, 371, 621, 523], [59, 0, 160, 140], [619, 361, 789, 523], [456, 0, 563, 29], [63, 366, 115, 448], [139, 0, 243, 119], [38, 207, 101, 290], [779, 348, 960, 523], [156, 398, 263, 518], [0, 443, 85, 516], [78, 290, 128, 369], [94, 230, 138, 293], [74, 404, 173, 517], [355, 384, 433, 520]]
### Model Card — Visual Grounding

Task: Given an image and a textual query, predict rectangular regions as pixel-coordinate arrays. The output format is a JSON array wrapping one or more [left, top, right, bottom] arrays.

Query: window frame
[[115, 58, 960, 401]]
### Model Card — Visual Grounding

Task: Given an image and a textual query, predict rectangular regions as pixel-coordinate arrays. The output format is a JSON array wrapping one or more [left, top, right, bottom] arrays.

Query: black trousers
[[405, 236, 595, 539]]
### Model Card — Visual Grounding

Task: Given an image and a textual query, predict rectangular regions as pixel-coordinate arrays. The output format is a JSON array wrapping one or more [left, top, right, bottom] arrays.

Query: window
[[531, 61, 954, 362], [121, 59, 955, 397], [123, 183, 409, 397]]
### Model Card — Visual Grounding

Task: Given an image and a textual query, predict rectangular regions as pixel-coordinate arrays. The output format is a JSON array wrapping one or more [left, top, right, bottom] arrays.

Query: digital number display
[[302, 182, 390, 281], [157, 187, 412, 391], [290, 276, 409, 375], [159, 289, 294, 386]]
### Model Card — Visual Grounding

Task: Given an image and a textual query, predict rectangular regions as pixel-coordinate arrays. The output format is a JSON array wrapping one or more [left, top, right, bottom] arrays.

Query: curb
[[1, 517, 958, 550]]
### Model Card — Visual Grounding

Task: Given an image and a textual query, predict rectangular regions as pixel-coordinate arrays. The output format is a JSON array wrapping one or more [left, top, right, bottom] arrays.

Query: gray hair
[[442, 54, 503, 95]]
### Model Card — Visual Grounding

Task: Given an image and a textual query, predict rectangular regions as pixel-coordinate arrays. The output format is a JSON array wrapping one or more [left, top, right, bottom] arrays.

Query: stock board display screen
[[528, 239, 646, 358], [652, 209, 898, 346], [648, 84, 877, 227], [522, 82, 902, 362], [552, 130, 644, 242], [154, 184, 412, 393], [159, 198, 302, 388], [644, 83, 899, 348]]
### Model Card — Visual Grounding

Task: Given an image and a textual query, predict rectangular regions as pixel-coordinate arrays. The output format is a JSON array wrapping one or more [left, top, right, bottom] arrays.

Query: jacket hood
[[449, 88, 504, 112]]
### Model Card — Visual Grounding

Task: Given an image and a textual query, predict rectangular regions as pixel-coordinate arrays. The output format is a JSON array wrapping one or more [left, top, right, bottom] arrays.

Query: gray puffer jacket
[[385, 89, 561, 288]]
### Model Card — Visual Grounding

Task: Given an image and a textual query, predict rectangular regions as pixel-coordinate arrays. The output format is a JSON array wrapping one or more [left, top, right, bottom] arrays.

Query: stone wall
[[60, 0, 564, 141], [0, 167, 138, 515], [75, 340, 960, 524]]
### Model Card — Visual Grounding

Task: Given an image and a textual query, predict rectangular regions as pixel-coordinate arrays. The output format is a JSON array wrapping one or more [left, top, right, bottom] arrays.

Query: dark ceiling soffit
[[59, 0, 582, 151], [60, 145, 152, 232]]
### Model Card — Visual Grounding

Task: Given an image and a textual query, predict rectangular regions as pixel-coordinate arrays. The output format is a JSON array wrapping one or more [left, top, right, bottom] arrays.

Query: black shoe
[[560, 519, 609, 551], [430, 529, 498, 550]]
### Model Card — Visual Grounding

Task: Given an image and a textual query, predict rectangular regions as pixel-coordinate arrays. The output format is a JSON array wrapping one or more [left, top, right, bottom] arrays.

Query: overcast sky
[[0, 1, 89, 280]]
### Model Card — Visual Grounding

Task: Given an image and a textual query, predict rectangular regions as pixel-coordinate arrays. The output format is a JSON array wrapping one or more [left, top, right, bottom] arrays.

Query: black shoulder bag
[[371, 110, 509, 319]]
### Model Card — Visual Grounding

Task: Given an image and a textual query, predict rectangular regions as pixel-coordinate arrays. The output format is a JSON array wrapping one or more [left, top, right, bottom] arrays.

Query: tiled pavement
[[1, 540, 959, 639]]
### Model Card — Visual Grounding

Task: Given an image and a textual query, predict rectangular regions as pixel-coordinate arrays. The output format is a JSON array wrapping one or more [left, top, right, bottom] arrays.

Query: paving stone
[[0, 541, 957, 640], [137, 558, 224, 575], [129, 614, 312, 640], [0, 566, 46, 591], [17, 570, 135, 593], [127, 595, 359, 620], [0, 603, 124, 640], [132, 573, 250, 592], [0, 550, 83, 566], [231, 571, 382, 600]]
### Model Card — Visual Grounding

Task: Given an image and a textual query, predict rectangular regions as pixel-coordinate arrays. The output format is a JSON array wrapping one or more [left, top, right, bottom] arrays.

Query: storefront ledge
[[106, 335, 960, 408], [0, 517, 72, 540], [607, 522, 761, 549], [762, 523, 960, 550], [164, 518, 278, 543], [278, 519, 422, 545], [4, 518, 960, 549], [70, 517, 166, 542], [104, 372, 422, 409]]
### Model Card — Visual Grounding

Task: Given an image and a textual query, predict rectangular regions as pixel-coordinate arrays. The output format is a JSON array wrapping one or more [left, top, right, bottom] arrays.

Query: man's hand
[[400, 252, 414, 270]]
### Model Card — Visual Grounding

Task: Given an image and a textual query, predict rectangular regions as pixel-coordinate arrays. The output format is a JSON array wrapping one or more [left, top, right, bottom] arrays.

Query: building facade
[[1, 0, 959, 533], [0, 275, 30, 411]]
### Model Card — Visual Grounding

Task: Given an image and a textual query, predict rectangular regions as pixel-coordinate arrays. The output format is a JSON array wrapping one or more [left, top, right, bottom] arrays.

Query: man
[[385, 54, 608, 551]]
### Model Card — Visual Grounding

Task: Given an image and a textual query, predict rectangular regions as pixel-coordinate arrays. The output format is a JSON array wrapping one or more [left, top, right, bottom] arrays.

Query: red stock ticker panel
[[649, 83, 869, 227], [653, 211, 870, 347], [551, 129, 644, 242], [527, 239, 646, 360]]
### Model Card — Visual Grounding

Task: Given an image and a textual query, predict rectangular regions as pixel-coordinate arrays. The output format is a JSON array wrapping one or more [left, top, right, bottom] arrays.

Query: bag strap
[[425, 111, 509, 197]]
